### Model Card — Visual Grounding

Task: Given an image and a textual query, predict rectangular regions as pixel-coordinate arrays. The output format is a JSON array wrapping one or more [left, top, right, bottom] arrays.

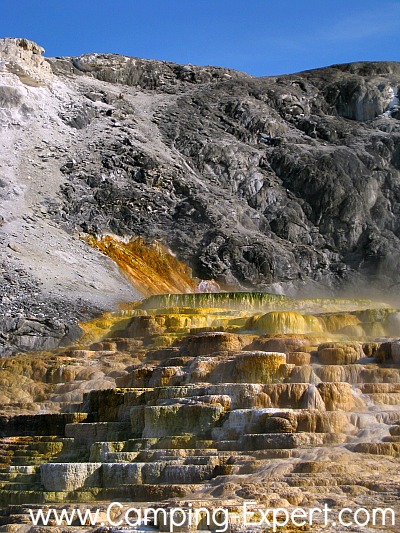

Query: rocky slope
[[1, 38, 400, 355]]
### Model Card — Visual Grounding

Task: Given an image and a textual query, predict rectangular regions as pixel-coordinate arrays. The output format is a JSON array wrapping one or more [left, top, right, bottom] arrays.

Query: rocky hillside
[[1, 38, 400, 355]]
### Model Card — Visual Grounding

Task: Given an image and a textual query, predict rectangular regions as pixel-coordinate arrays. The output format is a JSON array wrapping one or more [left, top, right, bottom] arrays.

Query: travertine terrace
[[0, 293, 400, 531]]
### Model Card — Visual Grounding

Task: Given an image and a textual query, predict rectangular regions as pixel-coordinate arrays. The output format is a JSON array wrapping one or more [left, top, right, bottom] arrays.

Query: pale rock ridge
[[0, 39, 141, 356], [0, 38, 53, 85]]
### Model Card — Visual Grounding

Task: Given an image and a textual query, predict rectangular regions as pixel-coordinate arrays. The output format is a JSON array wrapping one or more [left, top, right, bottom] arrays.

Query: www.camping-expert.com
[[28, 501, 397, 531]]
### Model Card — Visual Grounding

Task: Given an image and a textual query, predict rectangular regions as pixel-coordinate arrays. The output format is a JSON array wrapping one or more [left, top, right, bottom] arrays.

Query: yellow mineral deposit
[[84, 234, 196, 296], [1, 249, 400, 526], [255, 311, 325, 335], [319, 312, 361, 333]]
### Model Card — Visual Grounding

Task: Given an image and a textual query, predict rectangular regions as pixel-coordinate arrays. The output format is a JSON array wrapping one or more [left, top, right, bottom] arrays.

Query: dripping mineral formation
[[1, 38, 400, 355]]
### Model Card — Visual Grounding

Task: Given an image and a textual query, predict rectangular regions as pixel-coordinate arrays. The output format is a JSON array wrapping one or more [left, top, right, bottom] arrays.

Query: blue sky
[[1, 0, 399, 76]]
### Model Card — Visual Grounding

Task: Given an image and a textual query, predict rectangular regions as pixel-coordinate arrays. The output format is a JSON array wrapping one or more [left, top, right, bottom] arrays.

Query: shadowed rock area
[[1, 38, 400, 355]]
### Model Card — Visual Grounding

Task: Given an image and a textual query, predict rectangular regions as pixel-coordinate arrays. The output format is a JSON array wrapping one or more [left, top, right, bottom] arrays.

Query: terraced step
[[4, 467, 38, 474], [45, 402, 84, 413], [375, 411, 400, 424], [0, 482, 42, 491], [0, 437, 66, 469], [0, 512, 33, 527], [351, 442, 400, 457], [101, 451, 139, 462], [303, 365, 400, 385], [219, 431, 345, 451], [100, 452, 224, 466], [0, 473, 40, 484], [65, 422, 132, 442], [0, 489, 46, 506], [134, 448, 221, 460], [0, 413, 87, 437], [8, 456, 49, 467], [365, 393, 400, 405], [359, 383, 400, 393], [283, 473, 349, 487], [1, 481, 204, 506], [39, 457, 231, 492], [229, 450, 294, 461]]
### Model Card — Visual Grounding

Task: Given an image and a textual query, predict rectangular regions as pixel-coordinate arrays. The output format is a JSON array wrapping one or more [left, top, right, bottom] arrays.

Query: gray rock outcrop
[[1, 38, 400, 354]]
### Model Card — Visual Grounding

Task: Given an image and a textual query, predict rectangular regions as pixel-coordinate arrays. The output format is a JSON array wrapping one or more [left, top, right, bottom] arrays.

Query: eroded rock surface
[[1, 38, 400, 355]]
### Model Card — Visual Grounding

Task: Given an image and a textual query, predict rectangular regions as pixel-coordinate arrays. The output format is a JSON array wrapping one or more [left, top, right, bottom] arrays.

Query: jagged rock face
[[1, 38, 400, 355], [0, 38, 53, 85], [46, 56, 400, 295]]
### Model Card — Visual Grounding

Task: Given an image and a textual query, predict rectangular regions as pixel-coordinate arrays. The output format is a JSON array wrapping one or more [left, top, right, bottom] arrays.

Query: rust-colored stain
[[84, 234, 196, 297]]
